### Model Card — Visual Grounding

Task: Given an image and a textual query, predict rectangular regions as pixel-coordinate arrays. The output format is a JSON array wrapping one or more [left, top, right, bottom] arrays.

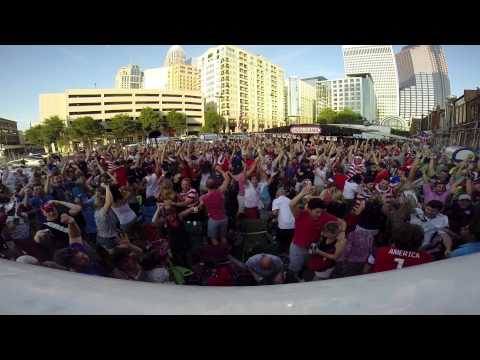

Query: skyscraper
[[115, 64, 144, 89], [286, 76, 316, 124], [396, 45, 451, 125], [164, 45, 186, 66], [194, 45, 285, 132], [144, 45, 200, 91], [342, 45, 400, 122]]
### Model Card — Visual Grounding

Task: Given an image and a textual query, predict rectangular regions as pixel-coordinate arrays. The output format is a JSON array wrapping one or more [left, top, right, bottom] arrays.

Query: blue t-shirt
[[80, 196, 97, 235], [448, 242, 480, 258]]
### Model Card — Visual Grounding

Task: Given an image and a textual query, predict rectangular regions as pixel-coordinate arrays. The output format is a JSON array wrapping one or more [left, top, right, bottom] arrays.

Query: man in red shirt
[[288, 182, 341, 277], [369, 223, 432, 273]]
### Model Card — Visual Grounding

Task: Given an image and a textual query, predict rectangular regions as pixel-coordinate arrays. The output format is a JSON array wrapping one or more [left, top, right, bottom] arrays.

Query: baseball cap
[[458, 194, 472, 201]]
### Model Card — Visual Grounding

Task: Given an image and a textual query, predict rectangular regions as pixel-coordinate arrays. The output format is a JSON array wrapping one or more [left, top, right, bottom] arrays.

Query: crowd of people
[[0, 133, 479, 286]]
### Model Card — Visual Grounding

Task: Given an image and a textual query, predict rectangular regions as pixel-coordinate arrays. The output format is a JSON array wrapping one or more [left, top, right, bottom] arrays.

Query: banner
[[290, 126, 322, 135]]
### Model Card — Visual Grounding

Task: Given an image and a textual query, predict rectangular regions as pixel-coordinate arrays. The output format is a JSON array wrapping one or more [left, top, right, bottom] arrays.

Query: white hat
[[458, 194, 472, 201]]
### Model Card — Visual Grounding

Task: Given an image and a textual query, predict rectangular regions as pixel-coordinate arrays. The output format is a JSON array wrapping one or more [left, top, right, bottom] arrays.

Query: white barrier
[[0, 254, 479, 314]]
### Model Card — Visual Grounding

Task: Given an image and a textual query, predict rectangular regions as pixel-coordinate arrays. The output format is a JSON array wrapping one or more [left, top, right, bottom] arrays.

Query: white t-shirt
[[410, 208, 449, 247], [314, 167, 327, 188], [145, 173, 160, 199], [244, 182, 260, 208], [343, 181, 360, 200], [272, 195, 295, 230]]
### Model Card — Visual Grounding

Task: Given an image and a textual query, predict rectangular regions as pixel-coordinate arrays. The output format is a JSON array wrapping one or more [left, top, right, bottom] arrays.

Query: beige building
[[115, 64, 144, 89], [194, 45, 285, 132], [144, 45, 200, 92], [39, 88, 204, 134], [286, 76, 316, 124], [167, 63, 200, 91]]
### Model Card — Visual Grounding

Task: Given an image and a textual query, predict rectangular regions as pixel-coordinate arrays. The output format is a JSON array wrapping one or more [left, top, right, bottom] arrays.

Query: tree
[[166, 111, 187, 135], [334, 108, 363, 125], [25, 125, 48, 146], [42, 116, 66, 145], [205, 101, 217, 113], [68, 116, 104, 149], [317, 108, 337, 124], [107, 114, 141, 143], [203, 109, 226, 133], [138, 107, 162, 137]]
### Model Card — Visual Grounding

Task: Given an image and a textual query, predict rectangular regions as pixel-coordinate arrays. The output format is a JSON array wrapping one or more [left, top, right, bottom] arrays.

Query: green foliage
[[68, 116, 104, 147], [203, 110, 226, 133], [166, 111, 187, 135], [25, 125, 48, 146], [42, 116, 66, 144], [333, 108, 364, 125], [107, 114, 141, 142], [205, 101, 217, 113], [25, 115, 66, 148], [391, 128, 410, 137], [316, 108, 364, 125], [138, 107, 162, 135], [316, 108, 337, 124]]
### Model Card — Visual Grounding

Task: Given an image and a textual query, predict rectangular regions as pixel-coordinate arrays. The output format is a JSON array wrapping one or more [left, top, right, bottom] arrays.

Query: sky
[[0, 45, 479, 130]]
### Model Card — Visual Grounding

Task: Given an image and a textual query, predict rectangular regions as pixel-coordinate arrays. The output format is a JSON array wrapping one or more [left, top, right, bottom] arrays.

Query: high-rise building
[[115, 65, 144, 89], [317, 75, 376, 121], [301, 76, 327, 88], [164, 45, 186, 66], [396, 45, 451, 126], [167, 63, 200, 91], [286, 76, 316, 124], [193, 45, 285, 132], [144, 45, 200, 92], [342, 45, 400, 123]]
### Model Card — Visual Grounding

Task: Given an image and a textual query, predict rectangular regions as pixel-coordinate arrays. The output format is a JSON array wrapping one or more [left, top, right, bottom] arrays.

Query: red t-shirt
[[372, 246, 432, 273], [220, 156, 230, 172], [292, 210, 337, 249], [113, 166, 128, 187], [246, 159, 255, 170], [200, 190, 226, 221], [374, 169, 390, 184], [333, 174, 347, 191], [181, 164, 193, 180]]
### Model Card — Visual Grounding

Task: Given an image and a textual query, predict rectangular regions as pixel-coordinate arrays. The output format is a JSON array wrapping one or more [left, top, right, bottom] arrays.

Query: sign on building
[[290, 126, 322, 135]]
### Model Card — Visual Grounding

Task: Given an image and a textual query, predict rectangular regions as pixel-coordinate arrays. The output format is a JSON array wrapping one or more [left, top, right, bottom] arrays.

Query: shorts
[[97, 235, 119, 250], [237, 195, 245, 213], [207, 218, 228, 240], [288, 242, 309, 273]]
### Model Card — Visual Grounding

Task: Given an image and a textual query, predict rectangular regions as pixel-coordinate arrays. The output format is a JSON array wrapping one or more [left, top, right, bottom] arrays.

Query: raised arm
[[60, 214, 83, 246], [289, 182, 313, 217], [245, 158, 258, 178], [217, 168, 231, 193], [49, 199, 82, 216]]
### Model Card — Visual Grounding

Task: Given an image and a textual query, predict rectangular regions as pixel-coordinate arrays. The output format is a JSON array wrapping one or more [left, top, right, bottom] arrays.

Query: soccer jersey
[[371, 246, 432, 273]]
